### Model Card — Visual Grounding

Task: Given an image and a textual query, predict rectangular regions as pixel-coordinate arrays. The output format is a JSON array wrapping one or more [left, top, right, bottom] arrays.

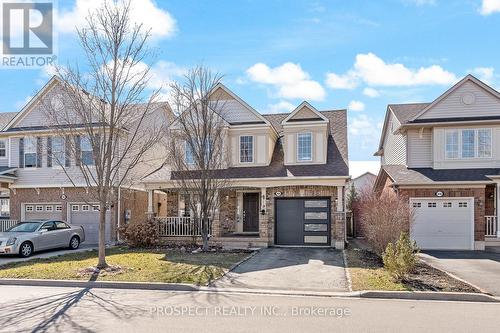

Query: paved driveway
[[0, 244, 96, 267], [214, 247, 348, 292], [420, 251, 500, 296]]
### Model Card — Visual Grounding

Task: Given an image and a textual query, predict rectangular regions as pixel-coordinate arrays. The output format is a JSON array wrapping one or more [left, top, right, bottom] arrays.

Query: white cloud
[[325, 72, 358, 89], [470, 67, 495, 83], [349, 114, 383, 149], [363, 87, 380, 97], [480, 0, 500, 15], [56, 0, 176, 39], [349, 161, 381, 178], [348, 100, 365, 112], [265, 100, 296, 114], [246, 62, 326, 101], [326, 53, 457, 89]]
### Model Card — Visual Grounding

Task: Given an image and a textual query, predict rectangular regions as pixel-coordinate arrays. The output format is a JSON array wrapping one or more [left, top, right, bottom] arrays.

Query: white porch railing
[[155, 217, 212, 237], [0, 220, 19, 232], [485, 216, 498, 237]]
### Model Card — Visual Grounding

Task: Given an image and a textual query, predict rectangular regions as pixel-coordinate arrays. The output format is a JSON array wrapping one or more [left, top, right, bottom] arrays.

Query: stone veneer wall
[[218, 190, 237, 237], [398, 187, 486, 244]]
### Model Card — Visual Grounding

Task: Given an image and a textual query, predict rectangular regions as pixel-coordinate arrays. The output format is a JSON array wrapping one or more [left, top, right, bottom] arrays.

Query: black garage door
[[275, 198, 330, 246]]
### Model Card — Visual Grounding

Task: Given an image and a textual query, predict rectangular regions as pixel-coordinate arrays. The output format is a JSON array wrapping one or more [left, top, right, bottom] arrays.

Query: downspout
[[117, 186, 121, 242]]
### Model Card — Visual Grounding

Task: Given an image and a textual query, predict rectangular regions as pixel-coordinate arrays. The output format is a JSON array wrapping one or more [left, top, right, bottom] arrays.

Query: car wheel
[[19, 242, 33, 258], [69, 236, 80, 250]]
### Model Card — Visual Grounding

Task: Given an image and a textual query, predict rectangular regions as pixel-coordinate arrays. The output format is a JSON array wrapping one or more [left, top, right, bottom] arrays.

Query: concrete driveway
[[214, 247, 348, 292], [0, 244, 96, 267], [420, 251, 500, 296]]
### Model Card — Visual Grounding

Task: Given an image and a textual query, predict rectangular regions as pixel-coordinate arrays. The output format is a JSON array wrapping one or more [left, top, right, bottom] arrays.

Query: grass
[[0, 247, 250, 285], [345, 247, 409, 291]]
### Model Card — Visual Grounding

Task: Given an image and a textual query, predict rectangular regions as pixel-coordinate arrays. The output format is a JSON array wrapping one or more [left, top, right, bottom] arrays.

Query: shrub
[[357, 189, 414, 255], [382, 233, 419, 281], [119, 218, 158, 248]]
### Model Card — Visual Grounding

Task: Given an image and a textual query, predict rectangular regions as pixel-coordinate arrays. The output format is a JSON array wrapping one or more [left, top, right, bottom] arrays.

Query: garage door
[[276, 198, 330, 246], [410, 198, 474, 250], [69, 203, 112, 244], [23, 203, 64, 221]]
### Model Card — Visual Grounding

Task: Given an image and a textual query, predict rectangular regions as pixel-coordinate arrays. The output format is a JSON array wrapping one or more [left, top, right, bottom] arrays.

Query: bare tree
[[168, 66, 230, 251], [42, 1, 166, 268]]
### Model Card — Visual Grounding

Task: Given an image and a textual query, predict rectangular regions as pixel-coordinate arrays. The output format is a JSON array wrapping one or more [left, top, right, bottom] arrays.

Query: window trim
[[24, 136, 38, 169], [296, 131, 313, 162], [51, 136, 66, 168], [445, 128, 492, 160], [71, 205, 80, 212], [0, 139, 7, 159], [238, 135, 254, 164]]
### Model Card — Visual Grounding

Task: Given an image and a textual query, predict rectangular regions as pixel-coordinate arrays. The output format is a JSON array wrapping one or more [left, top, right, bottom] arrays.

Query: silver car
[[0, 220, 86, 258]]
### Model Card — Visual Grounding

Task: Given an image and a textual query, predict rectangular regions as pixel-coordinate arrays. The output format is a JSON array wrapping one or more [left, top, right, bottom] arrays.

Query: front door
[[243, 193, 259, 232]]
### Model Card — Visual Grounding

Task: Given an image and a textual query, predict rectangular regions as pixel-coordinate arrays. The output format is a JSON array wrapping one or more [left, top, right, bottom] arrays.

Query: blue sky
[[2, 0, 500, 176]]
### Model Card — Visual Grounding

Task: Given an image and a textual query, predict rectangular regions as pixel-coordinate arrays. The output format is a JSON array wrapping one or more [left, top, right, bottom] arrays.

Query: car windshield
[[7, 222, 42, 232]]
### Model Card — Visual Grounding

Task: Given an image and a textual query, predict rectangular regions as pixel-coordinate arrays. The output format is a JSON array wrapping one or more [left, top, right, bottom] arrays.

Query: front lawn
[[0, 247, 250, 285], [345, 245, 479, 293]]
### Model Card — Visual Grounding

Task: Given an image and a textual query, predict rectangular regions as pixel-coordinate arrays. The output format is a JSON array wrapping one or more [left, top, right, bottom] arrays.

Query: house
[[350, 172, 376, 193], [0, 77, 171, 243], [143, 84, 350, 249], [347, 172, 376, 238], [374, 74, 500, 251]]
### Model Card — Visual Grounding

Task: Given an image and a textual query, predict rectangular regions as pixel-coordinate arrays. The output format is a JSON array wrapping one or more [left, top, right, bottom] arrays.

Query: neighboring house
[[143, 84, 350, 249], [347, 172, 376, 238], [0, 77, 171, 243], [350, 172, 376, 193], [374, 75, 500, 250]]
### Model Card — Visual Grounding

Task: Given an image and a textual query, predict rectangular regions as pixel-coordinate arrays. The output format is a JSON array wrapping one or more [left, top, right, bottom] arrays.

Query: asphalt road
[[0, 286, 499, 333]]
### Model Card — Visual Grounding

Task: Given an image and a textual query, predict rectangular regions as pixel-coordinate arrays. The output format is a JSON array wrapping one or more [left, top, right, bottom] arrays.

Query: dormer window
[[297, 132, 312, 161], [239, 135, 253, 163]]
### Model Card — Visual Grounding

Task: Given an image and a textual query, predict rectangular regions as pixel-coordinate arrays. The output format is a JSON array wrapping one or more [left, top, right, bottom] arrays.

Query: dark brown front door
[[243, 193, 259, 232]]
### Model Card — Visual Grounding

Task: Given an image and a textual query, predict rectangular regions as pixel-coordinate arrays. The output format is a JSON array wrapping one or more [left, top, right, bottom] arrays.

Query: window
[[185, 142, 194, 165], [55, 205, 62, 211], [52, 136, 65, 166], [412, 202, 421, 208], [478, 129, 492, 158], [92, 205, 100, 211], [55, 221, 70, 229], [45, 205, 53, 212], [304, 212, 328, 220], [445, 131, 459, 159], [461, 130, 475, 158], [0, 198, 9, 217], [297, 132, 312, 161], [304, 200, 328, 208], [36, 205, 43, 212], [24, 136, 37, 168], [40, 221, 56, 231], [459, 202, 468, 208], [0, 140, 6, 158], [427, 202, 436, 208], [25, 205, 33, 212], [82, 205, 89, 211], [443, 202, 452, 208], [81, 136, 94, 165], [304, 224, 328, 232], [445, 129, 492, 159], [71, 205, 79, 212], [239, 136, 253, 163]]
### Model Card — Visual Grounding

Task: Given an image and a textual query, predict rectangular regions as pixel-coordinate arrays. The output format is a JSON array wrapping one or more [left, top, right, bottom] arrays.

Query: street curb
[[418, 254, 491, 295], [0, 278, 498, 302]]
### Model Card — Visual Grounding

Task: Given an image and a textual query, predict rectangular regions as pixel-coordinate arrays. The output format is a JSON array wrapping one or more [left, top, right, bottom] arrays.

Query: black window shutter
[[19, 138, 24, 168], [47, 137, 52, 168], [65, 136, 71, 167], [75, 135, 81, 166], [36, 137, 42, 167]]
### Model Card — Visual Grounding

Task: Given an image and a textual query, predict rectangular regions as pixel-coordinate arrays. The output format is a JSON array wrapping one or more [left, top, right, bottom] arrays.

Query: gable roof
[[410, 74, 500, 121], [281, 101, 329, 124], [3, 76, 61, 131], [0, 112, 19, 129]]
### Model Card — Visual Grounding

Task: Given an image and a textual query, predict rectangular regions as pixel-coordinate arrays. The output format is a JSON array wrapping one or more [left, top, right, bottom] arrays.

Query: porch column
[[147, 190, 154, 217], [337, 186, 344, 212], [497, 183, 500, 238]]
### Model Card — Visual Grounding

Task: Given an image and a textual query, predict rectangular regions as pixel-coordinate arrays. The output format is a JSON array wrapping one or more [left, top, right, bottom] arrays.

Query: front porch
[[485, 183, 500, 247], [146, 183, 348, 249]]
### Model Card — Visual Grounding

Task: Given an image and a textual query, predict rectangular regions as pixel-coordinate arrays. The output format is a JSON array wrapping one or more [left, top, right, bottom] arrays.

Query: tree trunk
[[201, 216, 209, 251], [97, 201, 108, 269]]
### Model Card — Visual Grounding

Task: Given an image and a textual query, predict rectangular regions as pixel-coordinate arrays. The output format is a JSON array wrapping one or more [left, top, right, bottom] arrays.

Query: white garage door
[[23, 203, 64, 221], [410, 198, 474, 250], [69, 203, 112, 244]]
